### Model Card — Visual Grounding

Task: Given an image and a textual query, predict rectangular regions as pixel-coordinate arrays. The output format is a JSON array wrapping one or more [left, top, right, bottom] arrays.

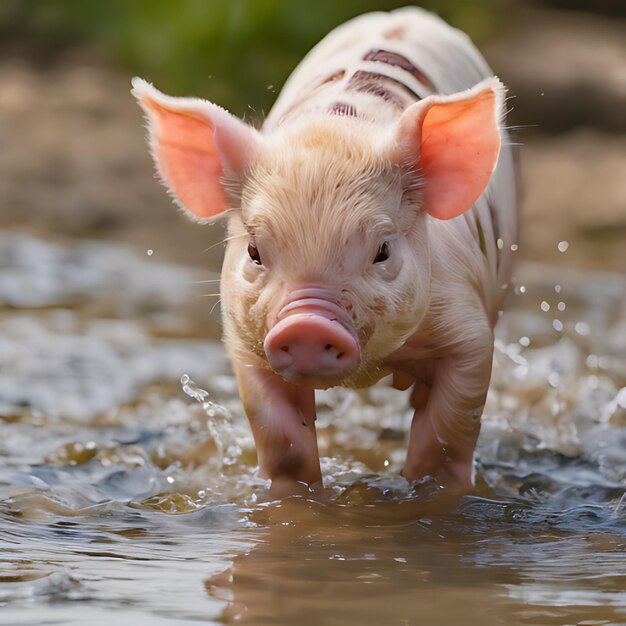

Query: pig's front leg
[[233, 359, 322, 498], [401, 329, 494, 491]]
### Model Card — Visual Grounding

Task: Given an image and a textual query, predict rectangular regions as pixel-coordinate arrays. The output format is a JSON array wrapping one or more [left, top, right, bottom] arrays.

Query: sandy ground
[[0, 3, 624, 274]]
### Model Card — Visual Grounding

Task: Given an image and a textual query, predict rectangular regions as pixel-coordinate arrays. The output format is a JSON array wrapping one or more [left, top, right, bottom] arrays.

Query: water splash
[[180, 374, 243, 471], [1, 236, 624, 625]]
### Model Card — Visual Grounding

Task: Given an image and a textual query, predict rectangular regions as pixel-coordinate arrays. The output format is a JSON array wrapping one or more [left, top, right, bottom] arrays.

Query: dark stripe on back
[[363, 49, 435, 91], [384, 26, 406, 40], [321, 69, 346, 85], [347, 70, 415, 108], [329, 102, 357, 117]]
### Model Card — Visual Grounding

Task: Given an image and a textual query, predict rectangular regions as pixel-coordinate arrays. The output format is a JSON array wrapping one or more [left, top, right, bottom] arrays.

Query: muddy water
[[0, 233, 624, 625]]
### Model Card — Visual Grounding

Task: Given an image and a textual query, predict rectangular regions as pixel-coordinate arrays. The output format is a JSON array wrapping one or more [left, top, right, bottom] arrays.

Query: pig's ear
[[394, 77, 505, 220], [131, 77, 260, 221]]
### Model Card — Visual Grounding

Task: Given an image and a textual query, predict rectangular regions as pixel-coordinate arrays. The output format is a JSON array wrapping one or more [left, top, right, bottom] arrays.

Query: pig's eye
[[247, 241, 262, 265], [373, 241, 390, 264]]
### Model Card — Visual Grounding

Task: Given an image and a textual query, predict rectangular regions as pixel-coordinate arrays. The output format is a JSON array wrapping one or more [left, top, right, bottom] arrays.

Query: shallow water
[[0, 234, 624, 625]]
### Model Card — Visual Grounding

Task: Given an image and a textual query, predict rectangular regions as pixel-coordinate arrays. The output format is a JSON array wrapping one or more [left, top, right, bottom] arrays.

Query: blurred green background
[[0, 0, 624, 272], [0, 0, 500, 117]]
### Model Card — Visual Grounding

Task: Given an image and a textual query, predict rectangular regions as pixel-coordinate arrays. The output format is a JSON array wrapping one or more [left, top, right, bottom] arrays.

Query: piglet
[[133, 7, 519, 495]]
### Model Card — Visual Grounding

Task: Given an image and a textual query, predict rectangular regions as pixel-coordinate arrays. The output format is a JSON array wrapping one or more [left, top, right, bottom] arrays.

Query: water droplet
[[266, 85, 275, 92], [516, 285, 526, 295], [540, 92, 545, 96], [180, 374, 209, 403], [557, 241, 569, 252], [541, 300, 550, 312], [552, 319, 563, 332], [166, 476, 175, 484], [575, 321, 590, 336], [586, 354, 598, 368], [496, 238, 504, 250], [513, 365, 529, 380], [554, 284, 561, 293], [547, 372, 560, 388], [510, 243, 519, 251], [557, 301, 566, 311], [147, 249, 153, 256], [519, 336, 530, 347], [383, 459, 390, 467]]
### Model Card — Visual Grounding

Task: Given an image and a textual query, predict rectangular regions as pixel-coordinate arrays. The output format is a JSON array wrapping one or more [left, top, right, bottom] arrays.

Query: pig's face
[[133, 77, 503, 389], [221, 118, 431, 389]]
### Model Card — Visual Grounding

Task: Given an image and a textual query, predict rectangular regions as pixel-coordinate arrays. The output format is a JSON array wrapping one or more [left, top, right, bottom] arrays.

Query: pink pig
[[133, 7, 519, 495]]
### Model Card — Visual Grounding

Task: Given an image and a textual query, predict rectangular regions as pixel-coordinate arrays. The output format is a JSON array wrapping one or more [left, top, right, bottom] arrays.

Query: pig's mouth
[[263, 289, 361, 389]]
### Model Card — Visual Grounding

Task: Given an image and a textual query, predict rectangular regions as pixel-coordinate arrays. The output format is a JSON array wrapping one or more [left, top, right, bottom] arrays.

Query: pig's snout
[[264, 291, 360, 386], [265, 315, 359, 376]]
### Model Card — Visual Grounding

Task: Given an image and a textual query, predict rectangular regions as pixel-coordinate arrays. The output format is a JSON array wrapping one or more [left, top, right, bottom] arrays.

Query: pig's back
[[264, 7, 492, 127], [264, 8, 519, 320]]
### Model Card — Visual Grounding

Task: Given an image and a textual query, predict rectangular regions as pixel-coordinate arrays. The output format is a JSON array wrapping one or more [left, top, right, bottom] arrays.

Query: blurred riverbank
[[0, 0, 624, 275]]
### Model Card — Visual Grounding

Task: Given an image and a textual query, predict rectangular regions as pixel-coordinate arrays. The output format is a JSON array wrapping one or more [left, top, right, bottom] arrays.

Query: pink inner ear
[[147, 100, 229, 219], [420, 88, 500, 220]]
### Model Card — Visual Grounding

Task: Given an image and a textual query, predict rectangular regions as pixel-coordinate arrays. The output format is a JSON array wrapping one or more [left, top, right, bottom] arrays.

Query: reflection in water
[[206, 485, 625, 625], [208, 494, 518, 626], [0, 236, 624, 624]]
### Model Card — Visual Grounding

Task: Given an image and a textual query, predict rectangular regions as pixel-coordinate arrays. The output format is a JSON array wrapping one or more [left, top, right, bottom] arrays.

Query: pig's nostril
[[281, 346, 290, 353], [337, 352, 345, 359], [324, 344, 333, 351]]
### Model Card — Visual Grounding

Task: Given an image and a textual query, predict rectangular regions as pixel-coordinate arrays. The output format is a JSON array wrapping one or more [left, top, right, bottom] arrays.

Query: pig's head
[[133, 77, 504, 389]]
